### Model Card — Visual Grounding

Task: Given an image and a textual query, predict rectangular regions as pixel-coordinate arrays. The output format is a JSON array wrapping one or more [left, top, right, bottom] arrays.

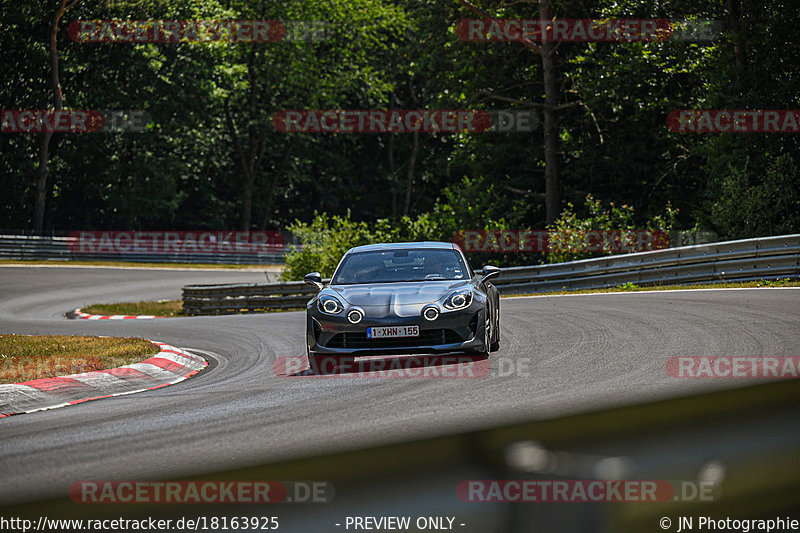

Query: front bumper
[[307, 304, 488, 356]]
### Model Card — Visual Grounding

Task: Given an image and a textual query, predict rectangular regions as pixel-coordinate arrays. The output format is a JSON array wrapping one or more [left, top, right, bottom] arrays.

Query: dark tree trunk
[[459, 0, 562, 224], [727, 0, 747, 90], [34, 0, 78, 233], [34, 131, 54, 234], [240, 174, 255, 230], [402, 130, 420, 216], [540, 0, 560, 224], [225, 51, 267, 231], [259, 143, 293, 230], [389, 133, 398, 219]]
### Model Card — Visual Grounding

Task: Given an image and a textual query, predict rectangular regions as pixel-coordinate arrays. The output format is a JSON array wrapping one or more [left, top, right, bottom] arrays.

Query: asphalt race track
[[1, 266, 799, 523]]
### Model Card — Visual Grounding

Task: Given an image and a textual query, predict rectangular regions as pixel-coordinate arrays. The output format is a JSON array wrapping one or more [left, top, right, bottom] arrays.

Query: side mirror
[[304, 272, 324, 291], [480, 265, 501, 282]]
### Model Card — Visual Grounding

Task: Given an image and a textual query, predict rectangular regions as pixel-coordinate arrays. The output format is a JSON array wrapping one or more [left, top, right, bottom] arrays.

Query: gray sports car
[[304, 241, 500, 366]]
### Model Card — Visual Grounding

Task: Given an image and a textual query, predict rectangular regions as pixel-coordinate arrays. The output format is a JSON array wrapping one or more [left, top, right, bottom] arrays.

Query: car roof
[[346, 241, 457, 254]]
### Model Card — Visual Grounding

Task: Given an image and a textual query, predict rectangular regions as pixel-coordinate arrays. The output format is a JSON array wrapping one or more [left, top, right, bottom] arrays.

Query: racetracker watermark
[[457, 479, 715, 502], [69, 481, 333, 504], [68, 20, 285, 43], [67, 231, 284, 254], [282, 21, 330, 42], [667, 356, 800, 378], [272, 110, 537, 133], [456, 19, 719, 42], [453, 230, 669, 253], [667, 110, 800, 133], [0, 355, 105, 380], [274, 354, 490, 378], [1, 110, 151, 133]]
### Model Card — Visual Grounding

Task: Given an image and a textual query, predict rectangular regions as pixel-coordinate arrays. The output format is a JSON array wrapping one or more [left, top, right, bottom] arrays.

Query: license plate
[[367, 325, 420, 339]]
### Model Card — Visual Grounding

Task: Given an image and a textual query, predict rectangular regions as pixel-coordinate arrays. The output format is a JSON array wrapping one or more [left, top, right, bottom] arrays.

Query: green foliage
[[705, 153, 800, 239], [0, 0, 797, 250], [754, 278, 793, 287], [282, 211, 373, 280], [545, 195, 677, 263], [281, 176, 524, 280]]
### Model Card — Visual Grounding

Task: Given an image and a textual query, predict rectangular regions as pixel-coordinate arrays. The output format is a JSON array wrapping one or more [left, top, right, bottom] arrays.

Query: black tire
[[309, 354, 354, 374], [490, 305, 500, 352], [470, 309, 492, 358], [307, 353, 324, 374], [308, 353, 341, 374]]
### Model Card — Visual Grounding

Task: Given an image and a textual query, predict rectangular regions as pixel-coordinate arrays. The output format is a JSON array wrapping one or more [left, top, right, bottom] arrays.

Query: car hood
[[327, 280, 470, 307]]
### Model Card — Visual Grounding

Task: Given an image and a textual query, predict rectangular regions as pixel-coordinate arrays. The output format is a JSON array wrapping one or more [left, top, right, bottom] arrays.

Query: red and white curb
[[68, 308, 163, 320], [0, 342, 206, 418]]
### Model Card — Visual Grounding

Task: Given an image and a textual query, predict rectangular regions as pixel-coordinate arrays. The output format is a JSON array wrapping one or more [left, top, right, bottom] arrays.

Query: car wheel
[[309, 354, 355, 374], [468, 310, 491, 358], [490, 308, 500, 352], [308, 353, 327, 374]]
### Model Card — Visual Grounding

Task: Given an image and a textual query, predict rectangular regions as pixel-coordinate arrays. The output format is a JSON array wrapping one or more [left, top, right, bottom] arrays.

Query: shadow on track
[[273, 353, 490, 378]]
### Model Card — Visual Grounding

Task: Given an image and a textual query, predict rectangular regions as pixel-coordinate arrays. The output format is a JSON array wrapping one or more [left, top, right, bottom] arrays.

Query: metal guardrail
[[183, 280, 319, 314], [494, 234, 800, 294], [0, 235, 288, 265], [181, 234, 800, 315], [0, 231, 713, 267]]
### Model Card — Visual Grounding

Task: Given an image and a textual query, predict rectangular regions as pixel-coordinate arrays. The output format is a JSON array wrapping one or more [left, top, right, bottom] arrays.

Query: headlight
[[423, 306, 440, 321], [318, 296, 344, 314], [347, 308, 364, 324], [443, 289, 472, 310]]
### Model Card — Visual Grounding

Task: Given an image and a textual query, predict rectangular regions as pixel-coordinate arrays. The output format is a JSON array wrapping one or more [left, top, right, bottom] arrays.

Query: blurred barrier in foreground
[[7, 379, 800, 532], [182, 235, 800, 314]]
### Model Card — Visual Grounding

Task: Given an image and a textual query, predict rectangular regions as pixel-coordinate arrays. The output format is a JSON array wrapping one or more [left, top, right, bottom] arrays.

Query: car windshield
[[331, 248, 469, 284]]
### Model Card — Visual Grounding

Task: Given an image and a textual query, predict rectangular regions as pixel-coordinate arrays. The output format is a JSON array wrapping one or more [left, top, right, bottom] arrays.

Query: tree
[[214, 0, 409, 230], [457, 0, 562, 223], [33, 0, 80, 234]]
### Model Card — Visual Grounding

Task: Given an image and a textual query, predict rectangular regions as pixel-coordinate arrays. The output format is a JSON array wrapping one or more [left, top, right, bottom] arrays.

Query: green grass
[[0, 335, 159, 384], [0, 259, 282, 270], [82, 300, 301, 316], [82, 300, 185, 317], [502, 278, 800, 298]]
